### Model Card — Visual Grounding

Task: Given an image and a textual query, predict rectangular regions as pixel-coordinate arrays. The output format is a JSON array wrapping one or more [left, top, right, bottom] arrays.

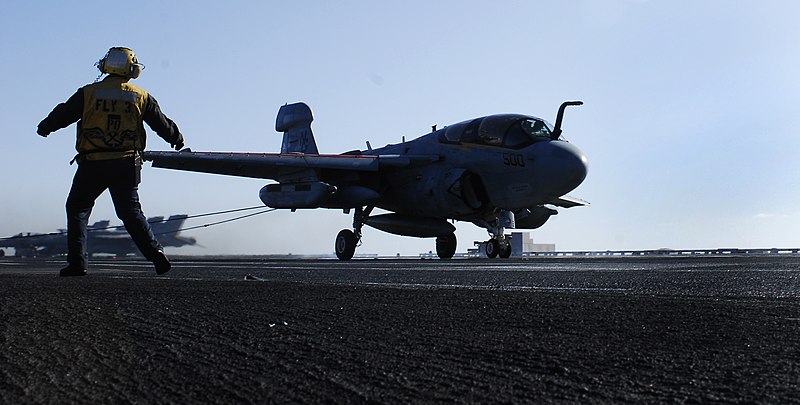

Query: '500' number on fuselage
[[502, 153, 525, 167]]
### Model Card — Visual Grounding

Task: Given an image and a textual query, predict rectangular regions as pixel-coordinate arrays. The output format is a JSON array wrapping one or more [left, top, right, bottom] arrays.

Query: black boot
[[153, 250, 171, 275], [59, 265, 87, 277]]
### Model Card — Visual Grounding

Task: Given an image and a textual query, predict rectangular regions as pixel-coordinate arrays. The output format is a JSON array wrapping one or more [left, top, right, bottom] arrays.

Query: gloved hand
[[36, 124, 49, 137], [171, 134, 185, 151]]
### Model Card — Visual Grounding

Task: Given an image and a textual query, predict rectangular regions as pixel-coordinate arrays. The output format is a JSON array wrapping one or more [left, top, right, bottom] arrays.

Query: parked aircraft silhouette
[[0, 215, 196, 257], [144, 101, 588, 260]]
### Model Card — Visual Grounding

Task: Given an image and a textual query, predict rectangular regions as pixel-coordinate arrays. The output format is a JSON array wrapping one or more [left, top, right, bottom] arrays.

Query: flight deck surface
[[1, 256, 798, 403]]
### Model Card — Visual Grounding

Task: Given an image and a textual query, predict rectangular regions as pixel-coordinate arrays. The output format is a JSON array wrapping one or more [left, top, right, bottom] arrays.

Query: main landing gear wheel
[[334, 206, 373, 261], [436, 233, 457, 259], [485, 239, 500, 258], [335, 229, 357, 260]]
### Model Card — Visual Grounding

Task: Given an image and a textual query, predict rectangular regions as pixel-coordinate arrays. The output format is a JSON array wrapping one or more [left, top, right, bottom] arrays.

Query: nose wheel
[[485, 239, 500, 258], [483, 237, 512, 259], [499, 241, 512, 258]]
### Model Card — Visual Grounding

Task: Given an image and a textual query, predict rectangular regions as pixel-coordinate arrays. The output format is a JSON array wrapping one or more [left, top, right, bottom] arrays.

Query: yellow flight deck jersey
[[78, 76, 149, 160], [37, 75, 183, 162]]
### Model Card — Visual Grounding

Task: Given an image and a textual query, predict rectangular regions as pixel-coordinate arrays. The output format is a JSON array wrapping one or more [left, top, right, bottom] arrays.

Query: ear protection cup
[[130, 64, 141, 79]]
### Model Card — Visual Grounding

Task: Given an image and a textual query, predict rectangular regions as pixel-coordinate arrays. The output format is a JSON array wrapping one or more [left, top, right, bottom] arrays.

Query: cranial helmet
[[96, 47, 144, 79]]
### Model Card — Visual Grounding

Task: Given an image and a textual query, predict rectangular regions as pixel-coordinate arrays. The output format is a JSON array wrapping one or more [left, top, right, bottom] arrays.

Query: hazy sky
[[2, 1, 799, 256]]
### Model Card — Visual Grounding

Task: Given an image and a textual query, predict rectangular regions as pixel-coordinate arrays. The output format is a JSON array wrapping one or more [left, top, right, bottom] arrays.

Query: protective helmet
[[96, 47, 144, 79]]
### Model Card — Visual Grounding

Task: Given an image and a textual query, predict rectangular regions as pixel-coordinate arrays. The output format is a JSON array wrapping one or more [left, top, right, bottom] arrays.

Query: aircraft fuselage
[[367, 115, 588, 223]]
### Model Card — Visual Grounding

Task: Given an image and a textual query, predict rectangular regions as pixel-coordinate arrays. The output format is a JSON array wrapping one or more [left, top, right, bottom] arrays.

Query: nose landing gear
[[478, 210, 514, 259], [483, 236, 512, 258]]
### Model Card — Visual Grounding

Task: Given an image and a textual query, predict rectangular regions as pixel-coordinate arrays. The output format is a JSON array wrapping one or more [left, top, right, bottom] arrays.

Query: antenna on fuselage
[[551, 100, 583, 140]]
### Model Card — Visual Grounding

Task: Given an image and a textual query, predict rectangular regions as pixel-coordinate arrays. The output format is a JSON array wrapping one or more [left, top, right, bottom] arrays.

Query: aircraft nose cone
[[533, 141, 588, 197]]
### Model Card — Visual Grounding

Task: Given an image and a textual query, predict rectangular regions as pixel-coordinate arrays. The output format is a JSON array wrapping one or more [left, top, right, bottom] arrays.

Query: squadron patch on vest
[[78, 79, 148, 155]]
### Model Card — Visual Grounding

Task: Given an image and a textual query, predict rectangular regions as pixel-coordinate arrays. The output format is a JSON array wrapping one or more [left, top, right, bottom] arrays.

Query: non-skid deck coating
[[1, 256, 799, 403]]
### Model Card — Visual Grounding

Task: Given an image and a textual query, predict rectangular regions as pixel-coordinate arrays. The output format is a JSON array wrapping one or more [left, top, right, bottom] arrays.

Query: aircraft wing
[[143, 151, 438, 180], [549, 195, 590, 208]]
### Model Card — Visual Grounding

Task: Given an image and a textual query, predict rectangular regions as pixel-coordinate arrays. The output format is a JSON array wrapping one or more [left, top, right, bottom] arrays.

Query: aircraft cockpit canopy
[[440, 114, 554, 149]]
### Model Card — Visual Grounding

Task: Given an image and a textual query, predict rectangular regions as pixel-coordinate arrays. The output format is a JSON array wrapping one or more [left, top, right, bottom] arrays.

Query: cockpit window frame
[[439, 114, 553, 149]]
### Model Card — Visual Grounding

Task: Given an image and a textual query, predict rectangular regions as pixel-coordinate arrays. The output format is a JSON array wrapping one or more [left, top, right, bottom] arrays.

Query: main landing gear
[[435, 233, 457, 259], [335, 229, 358, 260], [335, 206, 372, 260], [334, 206, 458, 260]]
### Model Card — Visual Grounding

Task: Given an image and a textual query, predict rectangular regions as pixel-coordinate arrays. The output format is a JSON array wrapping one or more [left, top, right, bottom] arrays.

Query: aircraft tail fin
[[151, 215, 188, 235], [150, 215, 196, 247], [276, 102, 319, 154]]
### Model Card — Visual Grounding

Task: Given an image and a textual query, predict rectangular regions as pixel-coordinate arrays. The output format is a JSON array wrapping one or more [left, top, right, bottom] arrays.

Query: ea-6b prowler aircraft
[[144, 101, 588, 260]]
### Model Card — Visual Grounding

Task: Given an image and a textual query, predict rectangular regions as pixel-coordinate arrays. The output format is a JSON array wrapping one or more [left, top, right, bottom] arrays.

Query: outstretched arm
[[143, 95, 184, 150], [37, 89, 83, 137]]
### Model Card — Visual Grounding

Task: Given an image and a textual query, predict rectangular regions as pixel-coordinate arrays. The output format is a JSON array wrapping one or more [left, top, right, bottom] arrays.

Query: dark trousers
[[65, 158, 162, 269]]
